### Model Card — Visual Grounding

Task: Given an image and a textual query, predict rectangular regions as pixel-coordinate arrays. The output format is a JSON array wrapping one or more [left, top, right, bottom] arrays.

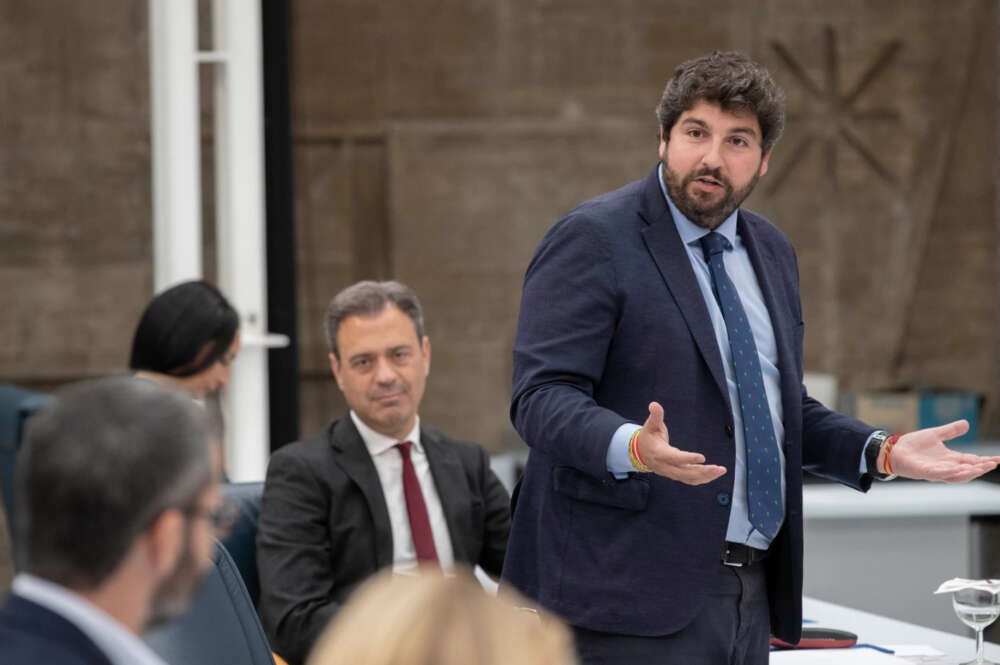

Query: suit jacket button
[[726, 424, 735, 438], [717, 492, 731, 506]]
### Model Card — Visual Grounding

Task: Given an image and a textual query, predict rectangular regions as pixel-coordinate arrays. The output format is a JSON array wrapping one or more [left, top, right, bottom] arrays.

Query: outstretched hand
[[889, 420, 1000, 483], [634, 402, 727, 485]]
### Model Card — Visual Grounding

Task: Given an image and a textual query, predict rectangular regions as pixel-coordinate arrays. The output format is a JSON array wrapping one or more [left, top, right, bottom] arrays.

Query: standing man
[[257, 280, 511, 665], [502, 51, 1000, 664], [0, 376, 221, 665]]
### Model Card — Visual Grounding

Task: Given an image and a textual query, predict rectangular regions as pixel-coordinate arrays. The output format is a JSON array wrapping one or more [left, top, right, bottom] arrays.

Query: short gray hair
[[324, 280, 426, 360], [655, 51, 786, 154], [15, 376, 212, 589]]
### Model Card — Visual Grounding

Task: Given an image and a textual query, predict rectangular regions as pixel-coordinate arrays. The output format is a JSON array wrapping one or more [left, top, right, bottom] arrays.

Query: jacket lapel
[[422, 429, 466, 561], [638, 168, 731, 410], [737, 212, 799, 436], [328, 418, 394, 568]]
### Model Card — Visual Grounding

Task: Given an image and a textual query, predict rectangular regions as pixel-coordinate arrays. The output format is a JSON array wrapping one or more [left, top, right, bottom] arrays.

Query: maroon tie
[[396, 441, 438, 562]]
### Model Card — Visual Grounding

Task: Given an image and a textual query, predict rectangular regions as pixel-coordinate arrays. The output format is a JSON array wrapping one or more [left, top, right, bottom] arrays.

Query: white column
[[148, 0, 202, 291], [149, 0, 287, 481], [212, 0, 288, 481]]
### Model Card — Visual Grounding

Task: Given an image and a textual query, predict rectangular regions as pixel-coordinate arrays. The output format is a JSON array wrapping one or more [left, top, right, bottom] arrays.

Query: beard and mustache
[[662, 159, 763, 230], [145, 524, 213, 629]]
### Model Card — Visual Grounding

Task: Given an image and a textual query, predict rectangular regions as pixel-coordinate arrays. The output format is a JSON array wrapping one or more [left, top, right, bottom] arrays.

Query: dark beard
[[145, 525, 211, 629], [662, 161, 761, 230]]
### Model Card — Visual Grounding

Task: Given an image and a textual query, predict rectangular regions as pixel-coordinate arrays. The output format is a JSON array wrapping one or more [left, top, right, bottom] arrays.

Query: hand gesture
[[889, 420, 1000, 482], [634, 402, 727, 485]]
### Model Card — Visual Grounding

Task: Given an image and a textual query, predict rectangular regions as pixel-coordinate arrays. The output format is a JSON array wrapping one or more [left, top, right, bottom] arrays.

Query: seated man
[[257, 280, 511, 665], [0, 377, 221, 665]]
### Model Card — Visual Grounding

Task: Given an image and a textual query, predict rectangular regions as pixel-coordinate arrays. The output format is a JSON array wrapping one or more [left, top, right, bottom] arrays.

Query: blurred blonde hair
[[306, 567, 576, 665]]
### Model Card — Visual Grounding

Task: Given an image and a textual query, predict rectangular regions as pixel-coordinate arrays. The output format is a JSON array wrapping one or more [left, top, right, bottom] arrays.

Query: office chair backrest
[[0, 384, 51, 542], [221, 480, 264, 604], [144, 540, 275, 665]]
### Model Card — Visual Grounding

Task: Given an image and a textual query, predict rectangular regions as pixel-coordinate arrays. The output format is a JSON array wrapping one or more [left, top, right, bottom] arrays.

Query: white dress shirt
[[12, 573, 169, 665], [350, 411, 455, 572]]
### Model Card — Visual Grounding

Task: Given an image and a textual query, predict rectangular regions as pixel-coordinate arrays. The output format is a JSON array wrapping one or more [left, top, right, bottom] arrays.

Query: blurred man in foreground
[[0, 377, 221, 665]]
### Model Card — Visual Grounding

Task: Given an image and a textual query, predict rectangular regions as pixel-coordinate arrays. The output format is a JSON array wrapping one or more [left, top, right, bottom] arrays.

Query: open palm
[[891, 420, 1000, 482]]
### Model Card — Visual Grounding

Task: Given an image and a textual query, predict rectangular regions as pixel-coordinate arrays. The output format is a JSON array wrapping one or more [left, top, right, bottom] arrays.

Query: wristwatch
[[864, 430, 897, 481]]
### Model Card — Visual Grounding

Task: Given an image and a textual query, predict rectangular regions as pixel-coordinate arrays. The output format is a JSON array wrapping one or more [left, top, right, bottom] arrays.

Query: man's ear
[[759, 149, 772, 177], [421, 336, 431, 376], [144, 509, 185, 577], [329, 352, 345, 391], [658, 125, 667, 161]]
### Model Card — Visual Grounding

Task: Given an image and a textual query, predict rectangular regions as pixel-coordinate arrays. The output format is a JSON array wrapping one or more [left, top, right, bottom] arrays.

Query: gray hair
[[323, 280, 426, 360], [15, 376, 212, 589], [655, 51, 786, 154]]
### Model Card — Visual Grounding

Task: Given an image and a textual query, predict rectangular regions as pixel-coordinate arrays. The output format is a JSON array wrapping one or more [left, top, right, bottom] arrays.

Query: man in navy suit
[[0, 377, 222, 665], [501, 51, 1000, 664]]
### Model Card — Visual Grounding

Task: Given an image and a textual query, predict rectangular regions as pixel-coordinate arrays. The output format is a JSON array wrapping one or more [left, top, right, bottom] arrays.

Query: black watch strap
[[864, 431, 896, 481]]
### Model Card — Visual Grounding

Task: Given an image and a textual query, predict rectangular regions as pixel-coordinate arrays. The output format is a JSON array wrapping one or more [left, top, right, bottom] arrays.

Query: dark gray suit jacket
[[257, 416, 510, 665]]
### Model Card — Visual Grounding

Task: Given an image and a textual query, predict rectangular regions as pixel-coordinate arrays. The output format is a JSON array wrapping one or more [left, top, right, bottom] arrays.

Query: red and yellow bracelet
[[883, 434, 900, 475], [629, 428, 652, 473]]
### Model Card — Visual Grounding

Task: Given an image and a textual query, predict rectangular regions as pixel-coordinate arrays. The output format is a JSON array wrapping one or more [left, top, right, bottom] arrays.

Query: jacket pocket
[[552, 466, 649, 511]]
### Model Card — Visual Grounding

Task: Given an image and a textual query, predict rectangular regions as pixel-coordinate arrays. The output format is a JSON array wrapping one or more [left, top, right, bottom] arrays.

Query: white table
[[803, 481, 1000, 633], [803, 481, 1000, 519], [777, 596, 1000, 663]]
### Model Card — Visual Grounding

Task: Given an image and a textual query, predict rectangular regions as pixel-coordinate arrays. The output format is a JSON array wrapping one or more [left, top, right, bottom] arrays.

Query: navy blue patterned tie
[[700, 232, 782, 540]]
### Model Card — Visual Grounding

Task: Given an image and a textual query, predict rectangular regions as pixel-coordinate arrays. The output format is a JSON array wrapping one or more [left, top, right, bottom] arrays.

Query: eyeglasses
[[182, 499, 240, 537]]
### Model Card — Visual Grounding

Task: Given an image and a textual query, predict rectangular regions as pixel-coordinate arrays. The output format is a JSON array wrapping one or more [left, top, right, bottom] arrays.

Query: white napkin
[[934, 578, 1000, 594]]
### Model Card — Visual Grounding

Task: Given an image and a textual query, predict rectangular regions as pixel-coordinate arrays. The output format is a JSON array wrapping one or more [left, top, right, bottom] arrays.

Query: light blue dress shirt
[[606, 163, 787, 549]]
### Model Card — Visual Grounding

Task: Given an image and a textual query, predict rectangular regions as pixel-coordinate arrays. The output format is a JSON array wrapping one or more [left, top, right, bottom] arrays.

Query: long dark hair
[[129, 280, 239, 377]]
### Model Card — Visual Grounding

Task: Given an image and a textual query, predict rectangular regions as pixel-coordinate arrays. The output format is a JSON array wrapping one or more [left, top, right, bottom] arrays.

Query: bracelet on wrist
[[865, 431, 897, 481], [628, 429, 651, 473], [883, 434, 900, 476]]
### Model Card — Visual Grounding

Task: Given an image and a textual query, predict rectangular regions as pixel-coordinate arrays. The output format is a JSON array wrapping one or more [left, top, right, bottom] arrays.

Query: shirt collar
[[350, 410, 422, 456], [12, 574, 170, 665], [657, 162, 739, 250]]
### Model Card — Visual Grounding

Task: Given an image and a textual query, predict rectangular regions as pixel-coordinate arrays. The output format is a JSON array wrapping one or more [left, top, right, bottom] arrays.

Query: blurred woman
[[129, 280, 240, 399], [129, 280, 239, 476], [306, 568, 577, 665]]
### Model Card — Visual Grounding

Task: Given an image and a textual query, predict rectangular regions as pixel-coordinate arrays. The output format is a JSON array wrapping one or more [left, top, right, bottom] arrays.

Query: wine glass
[[953, 588, 1000, 664]]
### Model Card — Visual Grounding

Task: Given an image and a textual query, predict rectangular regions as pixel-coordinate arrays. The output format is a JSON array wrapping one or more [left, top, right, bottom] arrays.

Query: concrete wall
[[0, 0, 995, 456], [0, 3, 153, 390], [290, 0, 998, 450]]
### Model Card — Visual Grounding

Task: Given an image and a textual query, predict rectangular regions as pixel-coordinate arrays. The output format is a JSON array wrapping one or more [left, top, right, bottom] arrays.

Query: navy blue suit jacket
[[501, 167, 876, 644], [0, 593, 113, 665]]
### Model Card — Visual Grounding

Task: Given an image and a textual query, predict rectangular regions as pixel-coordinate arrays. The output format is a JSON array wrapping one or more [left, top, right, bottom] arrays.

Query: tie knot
[[699, 232, 730, 260], [396, 441, 413, 458]]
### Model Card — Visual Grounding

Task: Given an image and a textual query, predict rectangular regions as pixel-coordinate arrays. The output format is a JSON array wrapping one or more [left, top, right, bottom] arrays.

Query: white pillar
[[148, 0, 202, 290], [212, 0, 287, 481], [149, 0, 288, 481]]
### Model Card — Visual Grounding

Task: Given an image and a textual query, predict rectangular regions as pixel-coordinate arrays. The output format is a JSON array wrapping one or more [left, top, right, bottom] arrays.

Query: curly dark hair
[[655, 51, 785, 153]]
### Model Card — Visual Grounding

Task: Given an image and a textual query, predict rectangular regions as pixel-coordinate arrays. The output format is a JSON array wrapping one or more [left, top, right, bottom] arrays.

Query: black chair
[[220, 481, 264, 605], [144, 539, 276, 665], [0, 384, 51, 542]]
